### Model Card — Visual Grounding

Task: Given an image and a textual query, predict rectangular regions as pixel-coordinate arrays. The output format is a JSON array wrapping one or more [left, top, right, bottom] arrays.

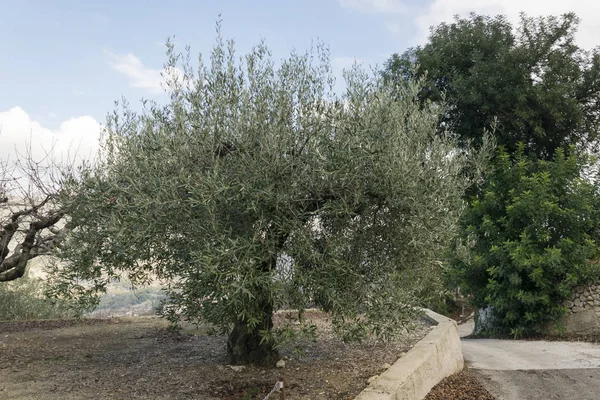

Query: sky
[[1, 0, 600, 163]]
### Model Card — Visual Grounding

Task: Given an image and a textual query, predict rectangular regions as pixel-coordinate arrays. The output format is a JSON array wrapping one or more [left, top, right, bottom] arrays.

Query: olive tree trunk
[[226, 305, 278, 366]]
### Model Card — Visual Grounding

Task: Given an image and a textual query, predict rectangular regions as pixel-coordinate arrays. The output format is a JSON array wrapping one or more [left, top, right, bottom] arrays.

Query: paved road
[[474, 368, 600, 400], [459, 320, 600, 399]]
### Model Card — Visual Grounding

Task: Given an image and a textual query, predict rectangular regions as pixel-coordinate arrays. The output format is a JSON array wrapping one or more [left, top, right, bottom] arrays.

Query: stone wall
[[565, 284, 600, 314], [560, 284, 600, 334]]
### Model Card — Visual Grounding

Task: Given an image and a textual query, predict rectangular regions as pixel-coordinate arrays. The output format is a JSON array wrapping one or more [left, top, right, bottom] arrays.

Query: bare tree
[[0, 138, 72, 282]]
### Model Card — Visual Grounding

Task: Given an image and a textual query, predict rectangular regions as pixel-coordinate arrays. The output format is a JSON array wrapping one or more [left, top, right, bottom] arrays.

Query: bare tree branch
[[0, 130, 74, 282]]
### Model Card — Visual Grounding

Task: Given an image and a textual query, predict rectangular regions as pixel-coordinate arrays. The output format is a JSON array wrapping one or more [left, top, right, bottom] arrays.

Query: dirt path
[[0, 315, 429, 399]]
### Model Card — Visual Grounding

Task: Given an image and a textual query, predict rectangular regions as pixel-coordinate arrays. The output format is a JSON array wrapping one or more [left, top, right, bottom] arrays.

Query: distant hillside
[[24, 258, 167, 318], [2, 203, 166, 318]]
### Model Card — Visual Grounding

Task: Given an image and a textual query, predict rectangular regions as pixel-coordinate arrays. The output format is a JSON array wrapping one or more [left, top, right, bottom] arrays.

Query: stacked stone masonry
[[564, 284, 600, 316], [559, 284, 600, 334]]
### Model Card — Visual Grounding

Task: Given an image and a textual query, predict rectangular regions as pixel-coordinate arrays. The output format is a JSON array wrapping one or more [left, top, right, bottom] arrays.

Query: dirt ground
[[424, 370, 495, 400], [0, 312, 430, 399]]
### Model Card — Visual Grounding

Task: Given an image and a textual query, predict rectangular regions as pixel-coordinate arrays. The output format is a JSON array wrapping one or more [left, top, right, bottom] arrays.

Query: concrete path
[[474, 369, 600, 400], [459, 320, 600, 399]]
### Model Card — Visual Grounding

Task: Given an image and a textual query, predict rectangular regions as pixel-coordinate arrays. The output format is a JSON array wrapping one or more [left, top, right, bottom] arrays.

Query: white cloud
[[0, 107, 101, 166], [338, 0, 407, 14], [414, 0, 600, 49], [340, 0, 599, 49], [109, 53, 164, 93], [109, 52, 183, 93], [71, 89, 84, 96]]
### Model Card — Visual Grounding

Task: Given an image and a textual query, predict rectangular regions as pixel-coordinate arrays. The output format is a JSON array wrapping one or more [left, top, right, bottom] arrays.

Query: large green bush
[[453, 145, 600, 337]]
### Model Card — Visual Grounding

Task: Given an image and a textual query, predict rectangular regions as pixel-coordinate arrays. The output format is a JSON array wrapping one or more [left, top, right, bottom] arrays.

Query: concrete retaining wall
[[355, 309, 464, 400]]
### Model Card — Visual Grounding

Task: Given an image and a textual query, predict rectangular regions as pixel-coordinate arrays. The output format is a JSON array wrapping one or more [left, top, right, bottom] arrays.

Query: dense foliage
[[453, 145, 600, 337], [383, 13, 600, 159], [384, 11, 600, 335], [50, 29, 489, 364]]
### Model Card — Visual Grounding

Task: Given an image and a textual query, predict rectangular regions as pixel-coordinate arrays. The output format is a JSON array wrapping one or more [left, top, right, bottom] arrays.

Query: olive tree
[[51, 31, 489, 365]]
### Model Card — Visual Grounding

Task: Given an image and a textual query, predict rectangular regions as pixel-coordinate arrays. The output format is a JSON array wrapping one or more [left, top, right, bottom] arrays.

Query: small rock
[[230, 365, 245, 372], [276, 359, 286, 368], [367, 375, 378, 384], [382, 363, 392, 369]]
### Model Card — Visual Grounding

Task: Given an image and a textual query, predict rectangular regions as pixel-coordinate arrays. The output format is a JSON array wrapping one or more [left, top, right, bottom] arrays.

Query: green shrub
[[0, 276, 76, 321], [453, 145, 600, 337]]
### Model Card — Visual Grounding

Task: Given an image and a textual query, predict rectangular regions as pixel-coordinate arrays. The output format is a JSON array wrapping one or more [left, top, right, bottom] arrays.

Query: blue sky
[[1, 0, 426, 129], [1, 0, 599, 162]]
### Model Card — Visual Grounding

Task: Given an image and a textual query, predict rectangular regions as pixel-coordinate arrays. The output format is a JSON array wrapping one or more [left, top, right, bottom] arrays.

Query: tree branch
[[0, 211, 66, 282]]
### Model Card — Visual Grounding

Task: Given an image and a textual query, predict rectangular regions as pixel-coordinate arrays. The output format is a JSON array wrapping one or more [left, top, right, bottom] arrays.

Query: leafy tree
[[384, 12, 600, 335], [383, 12, 600, 159], [453, 145, 600, 337], [51, 30, 489, 365]]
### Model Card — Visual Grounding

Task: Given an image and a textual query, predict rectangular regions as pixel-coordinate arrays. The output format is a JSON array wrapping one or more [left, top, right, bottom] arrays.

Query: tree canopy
[[384, 12, 600, 335], [50, 31, 489, 365], [383, 12, 600, 159]]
